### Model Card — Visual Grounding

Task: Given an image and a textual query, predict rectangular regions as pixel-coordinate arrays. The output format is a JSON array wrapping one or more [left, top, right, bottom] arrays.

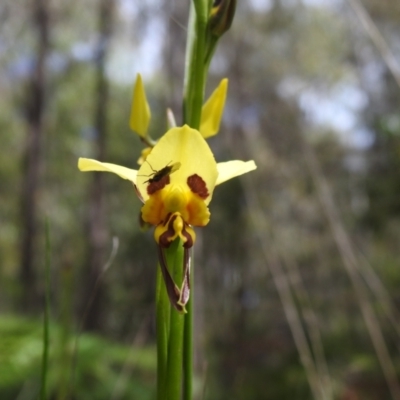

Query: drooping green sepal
[[157, 243, 191, 313]]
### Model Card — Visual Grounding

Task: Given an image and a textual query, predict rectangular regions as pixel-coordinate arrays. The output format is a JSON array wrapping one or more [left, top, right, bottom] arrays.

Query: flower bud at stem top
[[209, 0, 237, 37]]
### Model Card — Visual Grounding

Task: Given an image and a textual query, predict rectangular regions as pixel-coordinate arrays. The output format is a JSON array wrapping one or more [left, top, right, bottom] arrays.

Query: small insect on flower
[[141, 161, 182, 195], [143, 161, 181, 183]]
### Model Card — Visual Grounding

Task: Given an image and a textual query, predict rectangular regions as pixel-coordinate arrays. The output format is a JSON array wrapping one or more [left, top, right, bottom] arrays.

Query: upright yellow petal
[[200, 79, 228, 138], [129, 74, 151, 138], [78, 158, 138, 183]]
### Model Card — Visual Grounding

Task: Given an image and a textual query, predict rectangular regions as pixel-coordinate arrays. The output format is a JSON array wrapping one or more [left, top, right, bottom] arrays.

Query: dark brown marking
[[147, 175, 170, 195], [187, 174, 209, 199], [158, 213, 177, 248]]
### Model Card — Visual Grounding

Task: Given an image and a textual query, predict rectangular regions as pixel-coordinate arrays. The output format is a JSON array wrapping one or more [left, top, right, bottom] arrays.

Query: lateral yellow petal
[[200, 78, 228, 138], [129, 73, 151, 138], [78, 158, 138, 183], [216, 160, 257, 185]]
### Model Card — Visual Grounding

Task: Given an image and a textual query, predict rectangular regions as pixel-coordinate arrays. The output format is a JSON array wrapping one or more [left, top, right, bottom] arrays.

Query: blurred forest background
[[2, 0, 400, 399]]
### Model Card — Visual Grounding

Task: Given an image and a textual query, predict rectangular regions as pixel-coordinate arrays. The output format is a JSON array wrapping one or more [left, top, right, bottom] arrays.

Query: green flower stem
[[165, 239, 185, 400], [183, 252, 194, 400], [181, 1, 210, 399], [183, 0, 208, 129], [204, 36, 218, 75], [156, 262, 170, 399]]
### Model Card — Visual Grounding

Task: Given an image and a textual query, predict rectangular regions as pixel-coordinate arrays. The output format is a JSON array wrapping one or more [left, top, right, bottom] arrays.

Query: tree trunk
[[19, 0, 49, 312], [82, 0, 114, 332]]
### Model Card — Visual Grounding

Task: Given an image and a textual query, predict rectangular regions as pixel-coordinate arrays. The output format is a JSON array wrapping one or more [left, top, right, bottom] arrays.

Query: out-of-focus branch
[[242, 173, 329, 400], [348, 0, 400, 88], [283, 257, 333, 400], [302, 139, 400, 400]]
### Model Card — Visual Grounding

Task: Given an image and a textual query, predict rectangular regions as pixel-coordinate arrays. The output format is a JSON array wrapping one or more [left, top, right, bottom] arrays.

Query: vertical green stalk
[[39, 219, 50, 400], [183, 251, 194, 400], [182, 1, 210, 399], [57, 263, 73, 400], [156, 261, 170, 399], [183, 0, 209, 129], [161, 0, 233, 396], [164, 239, 185, 400]]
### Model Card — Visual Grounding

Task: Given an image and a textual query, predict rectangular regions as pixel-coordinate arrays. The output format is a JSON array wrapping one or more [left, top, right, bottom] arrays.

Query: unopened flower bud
[[209, 0, 237, 37]]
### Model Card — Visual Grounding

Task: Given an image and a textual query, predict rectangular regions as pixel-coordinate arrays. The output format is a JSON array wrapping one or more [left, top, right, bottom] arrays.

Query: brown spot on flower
[[157, 213, 195, 249], [182, 228, 194, 248], [158, 213, 176, 248], [147, 175, 170, 195], [187, 174, 209, 199]]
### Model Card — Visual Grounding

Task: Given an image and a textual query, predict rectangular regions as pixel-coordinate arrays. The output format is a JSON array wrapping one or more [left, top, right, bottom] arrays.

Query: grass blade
[[39, 218, 51, 400]]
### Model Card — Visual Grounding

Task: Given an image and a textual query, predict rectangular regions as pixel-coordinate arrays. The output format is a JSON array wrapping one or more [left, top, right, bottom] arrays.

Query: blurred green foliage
[[0, 315, 155, 400]]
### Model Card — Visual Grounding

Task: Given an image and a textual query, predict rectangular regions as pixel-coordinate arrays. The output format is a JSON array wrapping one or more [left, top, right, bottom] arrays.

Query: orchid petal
[[200, 79, 228, 138], [78, 158, 138, 183], [129, 73, 151, 138], [216, 160, 257, 185]]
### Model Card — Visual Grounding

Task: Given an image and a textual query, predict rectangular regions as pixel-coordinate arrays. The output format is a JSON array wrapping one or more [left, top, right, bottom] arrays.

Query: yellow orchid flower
[[129, 74, 228, 144], [78, 125, 256, 311]]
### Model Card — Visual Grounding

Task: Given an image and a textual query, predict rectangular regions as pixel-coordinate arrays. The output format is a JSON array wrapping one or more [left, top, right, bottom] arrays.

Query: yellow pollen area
[[164, 186, 188, 214], [141, 183, 211, 227]]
